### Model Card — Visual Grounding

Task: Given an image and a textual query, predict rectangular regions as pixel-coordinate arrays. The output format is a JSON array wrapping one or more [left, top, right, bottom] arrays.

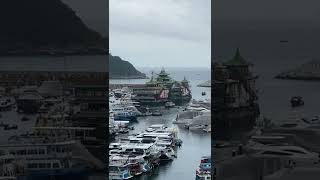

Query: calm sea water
[[110, 67, 211, 180], [252, 58, 320, 124]]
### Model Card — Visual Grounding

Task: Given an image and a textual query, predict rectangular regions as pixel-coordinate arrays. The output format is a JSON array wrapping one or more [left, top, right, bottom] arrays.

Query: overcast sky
[[109, 0, 211, 68], [213, 0, 320, 60]]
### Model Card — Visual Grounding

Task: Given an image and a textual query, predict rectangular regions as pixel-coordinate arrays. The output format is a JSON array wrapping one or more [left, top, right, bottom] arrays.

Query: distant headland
[[276, 60, 320, 80], [0, 0, 107, 56], [109, 54, 147, 79]]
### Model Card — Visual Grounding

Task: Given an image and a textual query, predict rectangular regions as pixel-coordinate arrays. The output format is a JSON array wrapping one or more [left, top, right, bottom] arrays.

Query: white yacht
[[0, 138, 103, 177], [246, 140, 319, 166], [109, 161, 133, 180]]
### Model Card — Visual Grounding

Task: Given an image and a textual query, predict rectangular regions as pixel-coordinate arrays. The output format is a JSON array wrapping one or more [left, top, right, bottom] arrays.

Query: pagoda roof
[[181, 76, 189, 83], [157, 68, 170, 76], [146, 71, 157, 85], [224, 48, 250, 66]]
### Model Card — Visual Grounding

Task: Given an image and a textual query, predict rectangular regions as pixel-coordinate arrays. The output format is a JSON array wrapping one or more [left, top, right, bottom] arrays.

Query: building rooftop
[[224, 48, 250, 66]]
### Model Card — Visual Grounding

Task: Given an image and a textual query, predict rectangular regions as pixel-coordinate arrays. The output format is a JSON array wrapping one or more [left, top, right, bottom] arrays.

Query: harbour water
[[110, 67, 211, 180], [254, 58, 320, 123]]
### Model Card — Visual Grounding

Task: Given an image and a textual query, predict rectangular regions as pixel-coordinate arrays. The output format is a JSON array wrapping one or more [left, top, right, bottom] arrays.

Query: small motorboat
[[119, 128, 129, 134], [165, 101, 175, 108], [159, 150, 174, 161], [151, 110, 162, 116], [291, 96, 304, 107]]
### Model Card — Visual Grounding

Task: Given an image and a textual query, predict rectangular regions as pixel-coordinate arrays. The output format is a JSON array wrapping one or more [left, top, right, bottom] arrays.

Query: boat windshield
[[133, 149, 145, 155]]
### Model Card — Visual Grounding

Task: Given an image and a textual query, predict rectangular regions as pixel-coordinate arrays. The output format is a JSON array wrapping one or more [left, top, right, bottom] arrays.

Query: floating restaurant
[[131, 68, 192, 106], [213, 49, 260, 135]]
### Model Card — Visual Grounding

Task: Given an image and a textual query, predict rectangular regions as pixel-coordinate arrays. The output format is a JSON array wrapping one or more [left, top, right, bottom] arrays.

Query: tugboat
[[290, 96, 304, 107]]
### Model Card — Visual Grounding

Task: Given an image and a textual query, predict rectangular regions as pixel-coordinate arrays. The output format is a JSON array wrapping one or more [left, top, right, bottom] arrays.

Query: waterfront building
[[131, 68, 192, 106], [213, 49, 260, 136]]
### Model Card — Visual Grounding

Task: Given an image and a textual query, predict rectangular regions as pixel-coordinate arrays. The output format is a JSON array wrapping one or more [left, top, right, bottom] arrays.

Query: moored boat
[[195, 156, 211, 180], [165, 101, 175, 108]]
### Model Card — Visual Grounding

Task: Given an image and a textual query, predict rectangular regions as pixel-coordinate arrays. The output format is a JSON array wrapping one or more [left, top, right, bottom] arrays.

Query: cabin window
[[135, 149, 144, 155], [39, 163, 46, 168], [109, 166, 119, 171], [46, 163, 51, 168], [9, 150, 16, 155], [53, 163, 59, 168], [18, 150, 27, 155], [130, 140, 140, 143], [27, 149, 38, 155], [28, 163, 38, 168], [39, 149, 45, 154], [75, 131, 84, 137], [125, 149, 133, 152]]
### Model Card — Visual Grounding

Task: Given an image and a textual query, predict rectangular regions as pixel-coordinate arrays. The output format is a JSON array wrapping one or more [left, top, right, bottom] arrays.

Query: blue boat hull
[[114, 115, 137, 122]]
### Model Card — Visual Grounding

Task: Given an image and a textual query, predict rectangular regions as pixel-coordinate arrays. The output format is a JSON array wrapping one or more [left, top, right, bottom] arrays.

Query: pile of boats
[[109, 124, 182, 180]]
